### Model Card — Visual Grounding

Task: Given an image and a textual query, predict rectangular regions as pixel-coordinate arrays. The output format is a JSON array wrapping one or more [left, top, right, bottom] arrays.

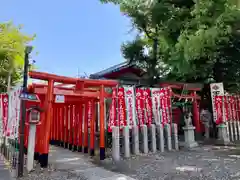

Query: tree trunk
[[213, 60, 224, 82]]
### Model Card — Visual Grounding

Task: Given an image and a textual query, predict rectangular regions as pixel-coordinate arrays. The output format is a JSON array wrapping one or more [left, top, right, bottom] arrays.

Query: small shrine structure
[[90, 61, 204, 134]]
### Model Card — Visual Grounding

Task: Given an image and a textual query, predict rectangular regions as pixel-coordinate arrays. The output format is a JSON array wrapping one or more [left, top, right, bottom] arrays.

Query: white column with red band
[[124, 86, 136, 128], [151, 88, 161, 125], [143, 88, 153, 126], [108, 88, 117, 132], [135, 88, 145, 126], [117, 87, 127, 128], [87, 101, 92, 128]]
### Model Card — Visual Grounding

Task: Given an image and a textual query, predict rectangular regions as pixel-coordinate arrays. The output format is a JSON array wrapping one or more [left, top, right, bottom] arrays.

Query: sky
[[0, 0, 135, 77]]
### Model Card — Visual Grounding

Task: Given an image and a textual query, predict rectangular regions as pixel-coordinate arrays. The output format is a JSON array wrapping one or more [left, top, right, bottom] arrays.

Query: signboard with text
[[210, 83, 224, 122], [19, 93, 40, 102], [55, 95, 65, 103]]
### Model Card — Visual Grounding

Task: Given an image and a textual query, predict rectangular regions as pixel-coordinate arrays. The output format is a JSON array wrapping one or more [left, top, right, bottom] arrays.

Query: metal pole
[[17, 46, 32, 177]]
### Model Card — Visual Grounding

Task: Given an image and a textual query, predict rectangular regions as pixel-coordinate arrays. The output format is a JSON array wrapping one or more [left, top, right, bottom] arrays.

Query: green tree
[[101, 0, 240, 92], [0, 22, 35, 92]]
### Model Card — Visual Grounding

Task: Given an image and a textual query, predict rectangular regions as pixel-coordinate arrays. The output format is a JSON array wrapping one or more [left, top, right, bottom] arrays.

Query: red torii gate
[[160, 82, 202, 133], [28, 71, 118, 167]]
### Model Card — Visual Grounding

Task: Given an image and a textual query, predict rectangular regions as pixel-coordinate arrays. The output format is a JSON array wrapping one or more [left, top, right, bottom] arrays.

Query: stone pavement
[[21, 144, 240, 180], [0, 155, 13, 180], [20, 146, 135, 180]]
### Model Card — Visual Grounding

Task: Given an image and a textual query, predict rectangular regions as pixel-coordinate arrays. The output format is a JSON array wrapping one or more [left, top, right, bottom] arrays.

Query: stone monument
[[182, 112, 198, 148]]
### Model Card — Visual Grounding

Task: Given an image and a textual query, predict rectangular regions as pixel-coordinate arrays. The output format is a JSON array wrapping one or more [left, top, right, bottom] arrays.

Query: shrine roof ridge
[[90, 61, 135, 79]]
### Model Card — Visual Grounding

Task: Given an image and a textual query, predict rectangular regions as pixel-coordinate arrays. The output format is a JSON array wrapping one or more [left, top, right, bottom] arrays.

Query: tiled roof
[[90, 61, 135, 79]]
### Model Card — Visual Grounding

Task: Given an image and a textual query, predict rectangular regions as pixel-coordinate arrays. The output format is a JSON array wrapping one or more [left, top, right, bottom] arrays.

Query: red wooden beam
[[34, 87, 99, 98], [55, 83, 73, 88], [31, 83, 100, 93], [172, 92, 201, 100], [32, 83, 72, 91], [32, 86, 112, 98], [53, 96, 98, 103], [29, 71, 118, 87], [160, 82, 202, 91]]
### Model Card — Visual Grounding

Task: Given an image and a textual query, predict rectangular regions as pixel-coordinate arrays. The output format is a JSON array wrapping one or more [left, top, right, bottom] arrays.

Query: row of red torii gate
[[0, 71, 231, 168]]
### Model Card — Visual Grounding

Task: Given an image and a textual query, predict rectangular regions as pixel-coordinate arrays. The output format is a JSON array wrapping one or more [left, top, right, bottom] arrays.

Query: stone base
[[184, 142, 198, 149], [215, 139, 231, 146], [183, 126, 198, 149], [217, 124, 230, 145]]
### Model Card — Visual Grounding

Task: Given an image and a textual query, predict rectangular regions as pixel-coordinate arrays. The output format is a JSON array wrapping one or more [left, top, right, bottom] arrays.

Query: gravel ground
[[94, 145, 240, 180], [18, 144, 240, 180]]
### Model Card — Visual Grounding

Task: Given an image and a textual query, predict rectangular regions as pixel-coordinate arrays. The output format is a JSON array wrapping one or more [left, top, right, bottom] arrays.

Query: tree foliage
[[0, 22, 35, 92], [101, 0, 240, 92]]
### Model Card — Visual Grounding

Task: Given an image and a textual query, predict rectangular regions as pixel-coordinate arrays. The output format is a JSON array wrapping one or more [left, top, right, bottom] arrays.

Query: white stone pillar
[[164, 124, 172, 151], [217, 123, 230, 145], [234, 120, 238, 140], [156, 124, 164, 152], [237, 121, 240, 140], [229, 121, 234, 141], [131, 126, 139, 155], [172, 123, 179, 150], [112, 126, 120, 161], [27, 123, 37, 172], [123, 126, 130, 158], [140, 125, 148, 154], [149, 124, 156, 153], [226, 121, 230, 141]]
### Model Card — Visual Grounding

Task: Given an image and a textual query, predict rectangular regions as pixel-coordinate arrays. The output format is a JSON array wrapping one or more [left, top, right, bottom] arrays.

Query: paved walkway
[[21, 144, 240, 180], [0, 155, 12, 180], [21, 146, 135, 180]]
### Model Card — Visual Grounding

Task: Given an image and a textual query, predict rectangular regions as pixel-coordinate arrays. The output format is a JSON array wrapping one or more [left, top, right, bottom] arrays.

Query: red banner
[[117, 87, 127, 127], [160, 88, 167, 125], [214, 96, 223, 124], [227, 96, 233, 121], [108, 88, 117, 132], [87, 101, 92, 128], [166, 88, 172, 124], [125, 87, 135, 127], [236, 96, 240, 121], [143, 88, 153, 125], [136, 88, 145, 126], [223, 96, 229, 122], [230, 96, 237, 120], [1, 94, 8, 136], [163, 88, 171, 124]]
